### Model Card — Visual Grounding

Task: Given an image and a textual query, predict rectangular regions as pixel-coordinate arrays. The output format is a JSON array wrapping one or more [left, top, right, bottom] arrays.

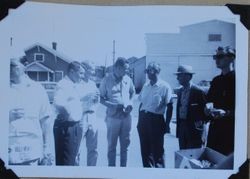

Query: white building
[[145, 20, 235, 89]]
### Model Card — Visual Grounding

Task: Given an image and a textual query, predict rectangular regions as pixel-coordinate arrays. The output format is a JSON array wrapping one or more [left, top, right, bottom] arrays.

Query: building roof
[[25, 62, 54, 73], [24, 42, 72, 63], [146, 20, 234, 36], [127, 56, 146, 64], [180, 19, 235, 29]]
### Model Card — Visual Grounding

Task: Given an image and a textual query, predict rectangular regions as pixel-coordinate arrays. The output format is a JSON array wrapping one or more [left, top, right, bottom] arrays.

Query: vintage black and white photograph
[[0, 2, 248, 179]]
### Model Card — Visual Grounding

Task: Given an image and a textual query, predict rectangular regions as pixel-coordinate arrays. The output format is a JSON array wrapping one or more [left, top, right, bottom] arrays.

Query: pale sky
[[0, 2, 236, 66]]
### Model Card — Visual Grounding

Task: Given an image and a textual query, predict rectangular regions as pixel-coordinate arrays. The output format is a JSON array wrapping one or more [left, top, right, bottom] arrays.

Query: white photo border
[[0, 3, 248, 179]]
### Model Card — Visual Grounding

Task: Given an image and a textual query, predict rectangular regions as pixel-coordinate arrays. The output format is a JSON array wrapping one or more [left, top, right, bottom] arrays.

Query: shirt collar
[[146, 79, 162, 87], [182, 82, 192, 90], [112, 72, 124, 82], [64, 76, 79, 86]]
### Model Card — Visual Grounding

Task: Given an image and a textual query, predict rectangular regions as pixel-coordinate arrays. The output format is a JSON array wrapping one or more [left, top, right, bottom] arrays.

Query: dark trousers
[[54, 119, 83, 166], [207, 119, 234, 155], [137, 111, 165, 168], [165, 103, 173, 133], [178, 120, 202, 150]]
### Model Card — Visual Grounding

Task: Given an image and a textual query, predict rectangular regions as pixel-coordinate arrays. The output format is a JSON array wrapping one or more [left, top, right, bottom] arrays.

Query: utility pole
[[112, 40, 115, 65], [105, 55, 107, 68], [10, 37, 13, 47]]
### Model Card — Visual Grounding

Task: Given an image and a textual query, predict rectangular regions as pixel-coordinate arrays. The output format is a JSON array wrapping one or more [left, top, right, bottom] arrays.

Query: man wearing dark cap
[[174, 65, 206, 150], [205, 46, 235, 155], [137, 62, 172, 168], [99, 57, 135, 167]]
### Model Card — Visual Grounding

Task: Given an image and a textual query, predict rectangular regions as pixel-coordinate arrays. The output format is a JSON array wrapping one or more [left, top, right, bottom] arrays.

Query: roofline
[[146, 53, 214, 57], [24, 42, 72, 63], [145, 32, 179, 35], [25, 62, 54, 73], [180, 19, 235, 28]]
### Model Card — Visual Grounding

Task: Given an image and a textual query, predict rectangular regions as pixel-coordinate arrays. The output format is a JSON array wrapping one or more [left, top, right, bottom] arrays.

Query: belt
[[140, 110, 163, 117], [54, 119, 80, 127], [84, 110, 95, 114]]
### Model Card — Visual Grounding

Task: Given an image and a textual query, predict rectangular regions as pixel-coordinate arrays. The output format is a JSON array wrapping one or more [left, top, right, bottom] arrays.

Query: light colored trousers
[[76, 127, 98, 166], [85, 128, 98, 166], [106, 115, 132, 167], [77, 111, 98, 166]]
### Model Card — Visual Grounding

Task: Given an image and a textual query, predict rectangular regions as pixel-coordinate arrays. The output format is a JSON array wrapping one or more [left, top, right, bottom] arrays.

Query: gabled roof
[[25, 62, 54, 73], [24, 42, 72, 63]]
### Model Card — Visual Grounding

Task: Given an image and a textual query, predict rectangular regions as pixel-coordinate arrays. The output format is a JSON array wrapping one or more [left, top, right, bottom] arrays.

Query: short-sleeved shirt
[[99, 73, 135, 118], [139, 79, 172, 115], [80, 79, 99, 132], [9, 76, 52, 163], [54, 76, 83, 122]]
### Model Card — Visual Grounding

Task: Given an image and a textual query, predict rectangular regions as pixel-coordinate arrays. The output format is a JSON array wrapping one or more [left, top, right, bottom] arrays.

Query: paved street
[[78, 96, 179, 168]]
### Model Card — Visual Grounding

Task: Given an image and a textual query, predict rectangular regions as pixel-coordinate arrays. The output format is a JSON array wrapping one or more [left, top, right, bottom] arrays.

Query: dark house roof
[[24, 42, 72, 63]]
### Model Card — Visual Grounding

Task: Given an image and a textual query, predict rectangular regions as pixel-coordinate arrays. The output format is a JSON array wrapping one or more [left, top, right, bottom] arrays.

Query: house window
[[34, 53, 45, 62], [55, 71, 63, 82], [208, 34, 222, 41]]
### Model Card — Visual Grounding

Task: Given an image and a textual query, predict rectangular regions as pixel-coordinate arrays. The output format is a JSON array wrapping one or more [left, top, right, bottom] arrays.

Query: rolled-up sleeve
[[37, 84, 52, 121], [99, 77, 107, 99], [164, 84, 173, 105], [129, 78, 135, 99]]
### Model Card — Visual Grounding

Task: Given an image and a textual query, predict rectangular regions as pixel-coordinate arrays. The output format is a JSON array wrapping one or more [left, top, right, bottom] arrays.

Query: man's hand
[[124, 105, 133, 114], [91, 91, 100, 103], [40, 153, 54, 165], [116, 103, 124, 110], [210, 109, 226, 119], [9, 108, 25, 122]]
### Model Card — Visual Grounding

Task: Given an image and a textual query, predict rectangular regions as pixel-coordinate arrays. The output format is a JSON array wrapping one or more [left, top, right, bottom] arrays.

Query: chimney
[[52, 42, 57, 50]]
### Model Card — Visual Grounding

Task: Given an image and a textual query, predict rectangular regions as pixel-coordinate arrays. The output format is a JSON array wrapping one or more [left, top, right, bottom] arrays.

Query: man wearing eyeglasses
[[137, 62, 172, 168], [205, 46, 235, 156]]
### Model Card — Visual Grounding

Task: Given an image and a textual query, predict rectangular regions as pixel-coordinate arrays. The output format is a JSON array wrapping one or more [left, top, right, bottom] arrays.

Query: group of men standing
[[8, 46, 235, 168]]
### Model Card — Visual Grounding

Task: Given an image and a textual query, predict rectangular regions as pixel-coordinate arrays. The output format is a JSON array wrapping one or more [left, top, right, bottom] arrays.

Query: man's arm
[[38, 85, 54, 165], [129, 78, 135, 100], [100, 96, 123, 108], [99, 76, 123, 109], [156, 85, 172, 112], [53, 83, 70, 117]]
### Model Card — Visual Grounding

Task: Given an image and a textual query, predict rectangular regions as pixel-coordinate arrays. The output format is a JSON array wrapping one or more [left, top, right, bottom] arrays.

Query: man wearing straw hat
[[174, 65, 206, 150]]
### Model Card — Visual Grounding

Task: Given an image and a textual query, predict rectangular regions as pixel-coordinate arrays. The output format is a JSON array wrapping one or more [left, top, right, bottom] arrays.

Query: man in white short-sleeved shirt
[[137, 61, 172, 168], [9, 58, 53, 165]]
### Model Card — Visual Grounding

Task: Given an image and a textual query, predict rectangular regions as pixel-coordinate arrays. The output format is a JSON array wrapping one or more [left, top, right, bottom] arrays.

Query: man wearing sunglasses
[[205, 46, 235, 155]]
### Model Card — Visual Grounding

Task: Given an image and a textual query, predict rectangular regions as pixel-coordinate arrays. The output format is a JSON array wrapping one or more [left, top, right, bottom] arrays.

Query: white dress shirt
[[139, 79, 172, 115], [54, 76, 83, 122]]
